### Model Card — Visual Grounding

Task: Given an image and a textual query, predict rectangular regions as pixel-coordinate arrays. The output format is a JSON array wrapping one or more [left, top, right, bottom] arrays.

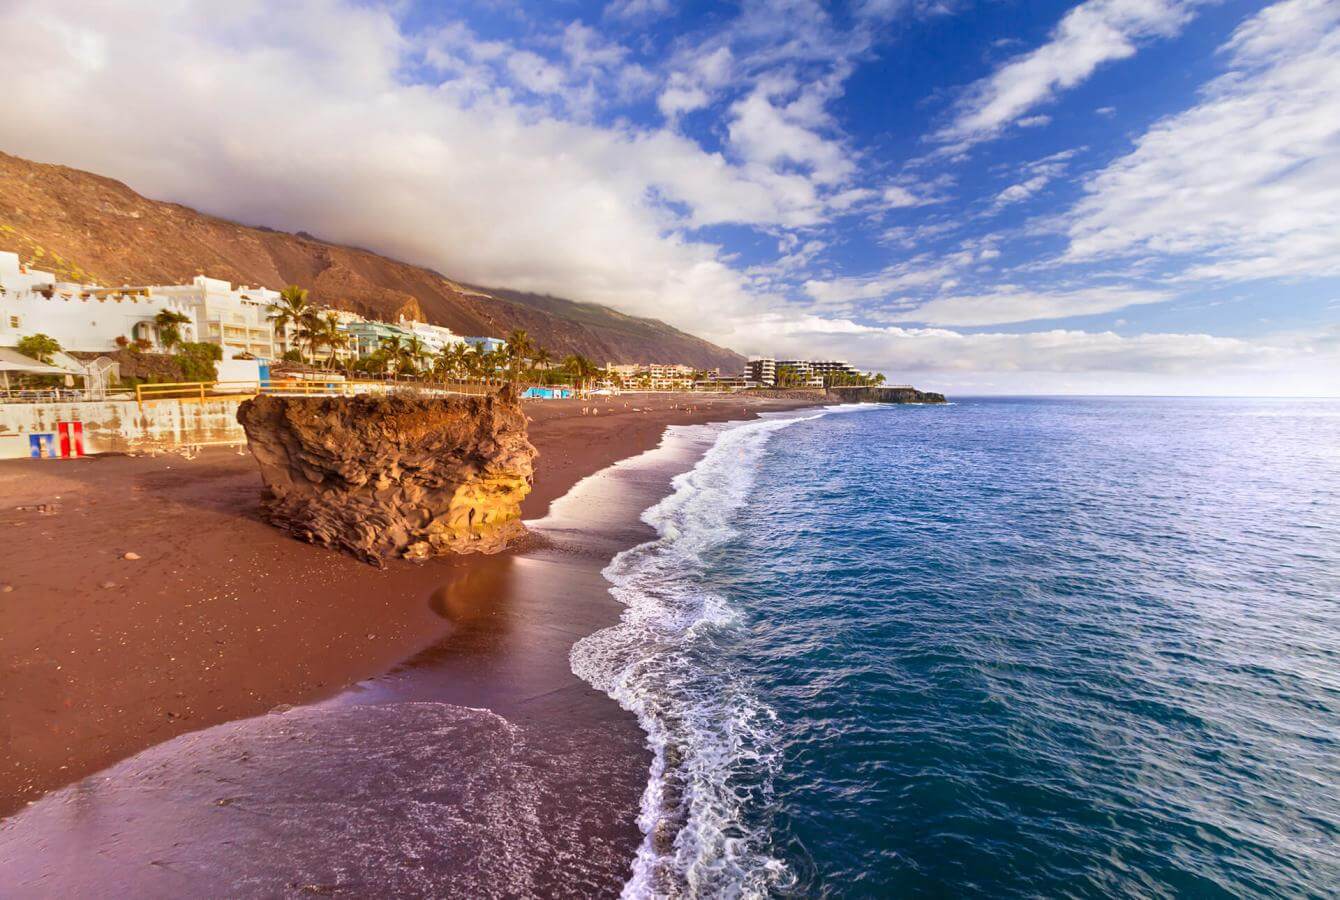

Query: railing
[[132, 377, 501, 406], [134, 381, 261, 405], [0, 388, 88, 404]]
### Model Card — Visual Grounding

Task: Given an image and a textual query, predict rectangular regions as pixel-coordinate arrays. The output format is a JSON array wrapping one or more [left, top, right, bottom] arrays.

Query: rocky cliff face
[[0, 151, 744, 371], [827, 386, 947, 404], [236, 389, 535, 566]]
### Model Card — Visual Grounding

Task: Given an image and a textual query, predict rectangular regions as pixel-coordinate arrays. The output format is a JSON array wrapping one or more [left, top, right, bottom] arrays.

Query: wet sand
[[0, 392, 818, 895]]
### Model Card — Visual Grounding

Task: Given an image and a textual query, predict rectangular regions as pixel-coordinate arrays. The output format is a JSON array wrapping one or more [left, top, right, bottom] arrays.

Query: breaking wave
[[570, 410, 841, 898]]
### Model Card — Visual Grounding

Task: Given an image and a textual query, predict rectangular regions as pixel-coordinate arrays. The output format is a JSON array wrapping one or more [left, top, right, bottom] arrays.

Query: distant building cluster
[[602, 355, 881, 393], [731, 356, 870, 389], [1, 252, 885, 393], [0, 251, 503, 364], [604, 362, 703, 390]]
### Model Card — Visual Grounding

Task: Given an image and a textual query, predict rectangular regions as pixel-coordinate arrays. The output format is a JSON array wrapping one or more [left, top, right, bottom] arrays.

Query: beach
[[0, 391, 818, 894]]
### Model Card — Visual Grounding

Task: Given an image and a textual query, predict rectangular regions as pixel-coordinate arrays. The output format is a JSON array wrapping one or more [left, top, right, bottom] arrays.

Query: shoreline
[[0, 392, 821, 892]]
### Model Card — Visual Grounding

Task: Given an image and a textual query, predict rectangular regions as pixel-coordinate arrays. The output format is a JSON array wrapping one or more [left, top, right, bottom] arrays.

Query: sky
[[1, 0, 1337, 395]]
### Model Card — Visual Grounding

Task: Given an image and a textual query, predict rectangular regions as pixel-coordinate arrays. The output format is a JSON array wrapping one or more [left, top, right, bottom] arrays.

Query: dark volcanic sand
[[0, 392, 818, 896]]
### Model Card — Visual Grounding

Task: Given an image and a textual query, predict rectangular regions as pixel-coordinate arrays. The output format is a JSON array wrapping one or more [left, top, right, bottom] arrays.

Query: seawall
[[0, 397, 246, 458]]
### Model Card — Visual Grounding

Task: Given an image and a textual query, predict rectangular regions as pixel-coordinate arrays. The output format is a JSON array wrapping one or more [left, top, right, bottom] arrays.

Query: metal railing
[[132, 377, 502, 406], [134, 381, 261, 405], [0, 388, 89, 404]]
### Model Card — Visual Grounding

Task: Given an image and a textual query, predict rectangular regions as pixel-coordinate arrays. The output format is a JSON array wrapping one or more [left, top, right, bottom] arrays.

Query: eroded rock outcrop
[[827, 386, 946, 404], [237, 388, 535, 566]]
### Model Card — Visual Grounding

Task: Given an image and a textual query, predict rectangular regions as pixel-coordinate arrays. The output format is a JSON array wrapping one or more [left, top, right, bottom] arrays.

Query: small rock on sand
[[1, 584, 13, 593], [123, 551, 141, 560], [100, 581, 117, 590]]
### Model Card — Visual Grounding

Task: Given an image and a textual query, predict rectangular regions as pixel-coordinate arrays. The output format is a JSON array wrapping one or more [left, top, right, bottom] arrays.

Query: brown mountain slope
[[0, 151, 743, 370]]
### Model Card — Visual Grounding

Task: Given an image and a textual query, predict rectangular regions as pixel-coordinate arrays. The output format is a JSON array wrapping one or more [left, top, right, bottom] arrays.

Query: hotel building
[[0, 253, 279, 359]]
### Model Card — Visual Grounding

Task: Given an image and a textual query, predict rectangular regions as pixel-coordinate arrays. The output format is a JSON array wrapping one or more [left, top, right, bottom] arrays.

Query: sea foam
[[570, 409, 842, 898]]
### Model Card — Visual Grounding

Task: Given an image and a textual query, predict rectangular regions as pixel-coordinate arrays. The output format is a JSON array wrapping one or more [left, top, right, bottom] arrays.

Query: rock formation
[[827, 385, 946, 403], [237, 388, 536, 566]]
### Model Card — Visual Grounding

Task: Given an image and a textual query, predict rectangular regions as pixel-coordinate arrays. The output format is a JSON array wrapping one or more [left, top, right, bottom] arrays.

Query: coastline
[[0, 392, 821, 894]]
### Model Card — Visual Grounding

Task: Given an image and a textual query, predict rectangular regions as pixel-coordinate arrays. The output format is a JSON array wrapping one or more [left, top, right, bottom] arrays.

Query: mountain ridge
[[0, 151, 743, 371]]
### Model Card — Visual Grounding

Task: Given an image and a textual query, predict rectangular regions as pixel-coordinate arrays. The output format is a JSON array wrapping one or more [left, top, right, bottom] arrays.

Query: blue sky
[[2, 0, 1338, 393]]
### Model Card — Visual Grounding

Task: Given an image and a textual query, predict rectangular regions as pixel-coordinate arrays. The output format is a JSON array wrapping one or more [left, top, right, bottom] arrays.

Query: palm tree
[[153, 309, 192, 351], [532, 346, 553, 373], [405, 336, 430, 375], [505, 329, 534, 381], [448, 342, 472, 379], [307, 312, 348, 369], [563, 353, 601, 397], [430, 352, 453, 383], [375, 336, 409, 378], [478, 348, 505, 381], [267, 285, 311, 356]]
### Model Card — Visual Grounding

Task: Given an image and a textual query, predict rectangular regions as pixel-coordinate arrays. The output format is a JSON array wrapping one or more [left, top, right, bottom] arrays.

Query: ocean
[[574, 397, 1340, 897]]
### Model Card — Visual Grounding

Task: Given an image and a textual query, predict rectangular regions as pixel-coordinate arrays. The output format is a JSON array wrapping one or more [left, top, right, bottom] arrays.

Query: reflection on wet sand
[[0, 422, 729, 898], [428, 556, 516, 626]]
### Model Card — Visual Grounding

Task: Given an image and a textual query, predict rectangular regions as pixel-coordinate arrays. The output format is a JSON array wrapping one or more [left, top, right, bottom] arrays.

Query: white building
[[148, 276, 280, 359], [398, 316, 467, 354], [605, 362, 700, 390], [0, 252, 195, 354], [743, 357, 777, 386], [0, 256, 285, 360]]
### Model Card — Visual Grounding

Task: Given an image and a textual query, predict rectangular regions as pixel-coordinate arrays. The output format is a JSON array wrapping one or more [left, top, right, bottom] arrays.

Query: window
[[8, 315, 19, 328]]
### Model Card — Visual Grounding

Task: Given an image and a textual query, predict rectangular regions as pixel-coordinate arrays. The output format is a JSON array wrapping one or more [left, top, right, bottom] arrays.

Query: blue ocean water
[[574, 398, 1340, 898]]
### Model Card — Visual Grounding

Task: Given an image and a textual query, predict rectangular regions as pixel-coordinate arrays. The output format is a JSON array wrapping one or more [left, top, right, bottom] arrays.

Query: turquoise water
[[576, 398, 1340, 897]]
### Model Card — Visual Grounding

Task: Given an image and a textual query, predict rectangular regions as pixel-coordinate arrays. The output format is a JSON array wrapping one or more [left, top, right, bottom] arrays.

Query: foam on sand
[[571, 409, 852, 897]]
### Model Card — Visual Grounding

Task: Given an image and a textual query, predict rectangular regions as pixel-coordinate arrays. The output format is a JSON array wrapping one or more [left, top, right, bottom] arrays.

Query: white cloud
[[1065, 0, 1340, 282], [993, 176, 1051, 208], [936, 0, 1201, 149], [506, 50, 568, 95], [721, 314, 1340, 395], [889, 286, 1170, 326], [991, 148, 1076, 209], [804, 258, 965, 305], [727, 84, 856, 186], [605, 0, 672, 22], [882, 185, 944, 209]]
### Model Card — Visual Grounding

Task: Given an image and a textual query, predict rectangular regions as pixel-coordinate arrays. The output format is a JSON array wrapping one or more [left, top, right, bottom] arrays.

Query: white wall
[[1, 257, 282, 360], [0, 289, 190, 352], [216, 357, 261, 384], [0, 397, 248, 459]]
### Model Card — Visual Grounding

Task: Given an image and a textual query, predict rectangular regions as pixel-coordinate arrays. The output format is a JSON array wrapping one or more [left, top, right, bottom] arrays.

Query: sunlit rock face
[[237, 388, 535, 565]]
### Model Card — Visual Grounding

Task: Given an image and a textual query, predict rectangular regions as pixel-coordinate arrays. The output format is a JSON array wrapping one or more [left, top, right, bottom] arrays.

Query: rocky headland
[[827, 385, 947, 404], [236, 388, 536, 565]]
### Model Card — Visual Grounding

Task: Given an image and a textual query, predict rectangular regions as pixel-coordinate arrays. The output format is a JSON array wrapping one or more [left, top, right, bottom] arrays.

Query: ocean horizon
[[578, 396, 1340, 896]]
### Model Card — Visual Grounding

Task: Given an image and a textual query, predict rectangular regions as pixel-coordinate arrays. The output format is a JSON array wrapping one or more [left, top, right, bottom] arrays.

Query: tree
[[448, 342, 472, 378], [306, 312, 348, 369], [153, 309, 192, 350], [430, 351, 453, 383], [563, 353, 601, 397], [267, 285, 312, 356], [531, 346, 553, 375], [505, 329, 535, 381], [376, 335, 424, 378], [405, 336, 430, 373], [175, 342, 223, 382], [16, 333, 61, 364]]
